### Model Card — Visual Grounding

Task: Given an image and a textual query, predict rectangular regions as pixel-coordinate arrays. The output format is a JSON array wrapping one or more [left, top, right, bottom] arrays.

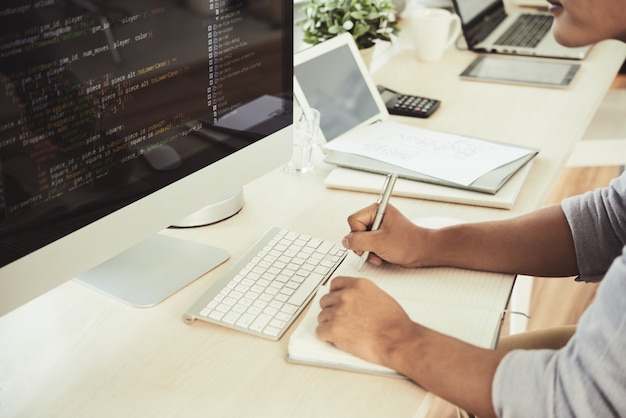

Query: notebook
[[450, 0, 590, 59], [287, 248, 514, 377], [325, 160, 533, 210], [293, 33, 538, 195]]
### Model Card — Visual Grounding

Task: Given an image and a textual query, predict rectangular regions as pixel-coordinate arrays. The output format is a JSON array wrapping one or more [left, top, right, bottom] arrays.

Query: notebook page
[[287, 253, 513, 375], [338, 252, 513, 312], [288, 285, 505, 376]]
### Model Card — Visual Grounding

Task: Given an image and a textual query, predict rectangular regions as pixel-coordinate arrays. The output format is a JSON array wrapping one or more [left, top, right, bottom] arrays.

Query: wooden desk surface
[[1, 39, 624, 418], [371, 36, 626, 219]]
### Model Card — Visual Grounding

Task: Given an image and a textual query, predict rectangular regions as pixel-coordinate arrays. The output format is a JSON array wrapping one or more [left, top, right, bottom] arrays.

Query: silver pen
[[358, 173, 398, 270]]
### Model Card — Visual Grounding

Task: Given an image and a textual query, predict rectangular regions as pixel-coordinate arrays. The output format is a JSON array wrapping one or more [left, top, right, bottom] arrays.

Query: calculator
[[377, 85, 441, 118]]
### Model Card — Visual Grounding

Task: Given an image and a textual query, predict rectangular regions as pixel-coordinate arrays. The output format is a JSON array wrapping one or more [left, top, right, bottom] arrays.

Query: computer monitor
[[0, 0, 293, 316]]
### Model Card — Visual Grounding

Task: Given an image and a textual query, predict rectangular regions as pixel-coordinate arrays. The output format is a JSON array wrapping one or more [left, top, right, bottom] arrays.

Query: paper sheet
[[322, 121, 534, 186]]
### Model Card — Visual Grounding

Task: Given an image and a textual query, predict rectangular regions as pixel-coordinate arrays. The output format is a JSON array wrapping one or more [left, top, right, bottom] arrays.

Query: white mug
[[410, 8, 461, 62]]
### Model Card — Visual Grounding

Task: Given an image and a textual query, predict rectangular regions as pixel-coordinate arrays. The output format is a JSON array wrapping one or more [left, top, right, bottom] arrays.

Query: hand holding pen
[[358, 173, 398, 270]]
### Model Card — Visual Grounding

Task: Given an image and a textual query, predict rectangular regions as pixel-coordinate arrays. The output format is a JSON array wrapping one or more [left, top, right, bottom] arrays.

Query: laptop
[[450, 0, 590, 60], [293, 33, 537, 194], [511, 0, 549, 7]]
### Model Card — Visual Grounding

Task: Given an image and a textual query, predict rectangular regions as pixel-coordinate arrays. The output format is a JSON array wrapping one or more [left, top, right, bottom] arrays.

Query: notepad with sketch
[[293, 33, 538, 195], [287, 251, 514, 377]]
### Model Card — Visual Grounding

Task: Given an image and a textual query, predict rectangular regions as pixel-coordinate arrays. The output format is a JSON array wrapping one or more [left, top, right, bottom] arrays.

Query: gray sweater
[[492, 171, 626, 417]]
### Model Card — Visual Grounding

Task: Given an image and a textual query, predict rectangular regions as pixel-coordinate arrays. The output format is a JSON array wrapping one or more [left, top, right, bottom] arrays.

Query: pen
[[358, 173, 398, 270]]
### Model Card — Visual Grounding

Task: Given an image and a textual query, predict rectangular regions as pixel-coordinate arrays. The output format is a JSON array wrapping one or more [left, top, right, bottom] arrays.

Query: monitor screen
[[0, 0, 293, 315]]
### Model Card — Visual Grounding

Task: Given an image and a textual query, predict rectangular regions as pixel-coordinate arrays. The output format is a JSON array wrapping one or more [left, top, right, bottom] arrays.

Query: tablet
[[460, 55, 580, 88]]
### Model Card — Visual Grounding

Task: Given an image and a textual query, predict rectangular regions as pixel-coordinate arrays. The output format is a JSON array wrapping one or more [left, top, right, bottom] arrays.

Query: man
[[315, 1, 626, 416]]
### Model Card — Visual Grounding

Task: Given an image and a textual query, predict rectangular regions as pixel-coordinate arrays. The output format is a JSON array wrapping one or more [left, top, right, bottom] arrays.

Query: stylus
[[358, 173, 398, 271]]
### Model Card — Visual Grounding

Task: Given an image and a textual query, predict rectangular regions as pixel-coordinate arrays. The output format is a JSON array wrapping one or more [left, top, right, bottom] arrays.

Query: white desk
[[1, 39, 624, 417]]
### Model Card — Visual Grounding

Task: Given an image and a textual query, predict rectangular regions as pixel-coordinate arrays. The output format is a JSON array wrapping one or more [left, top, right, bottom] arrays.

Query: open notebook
[[293, 33, 538, 195], [287, 251, 514, 377]]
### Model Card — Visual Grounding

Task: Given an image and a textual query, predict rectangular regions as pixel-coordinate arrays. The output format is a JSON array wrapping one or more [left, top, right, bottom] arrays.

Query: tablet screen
[[460, 56, 580, 88], [294, 44, 381, 142]]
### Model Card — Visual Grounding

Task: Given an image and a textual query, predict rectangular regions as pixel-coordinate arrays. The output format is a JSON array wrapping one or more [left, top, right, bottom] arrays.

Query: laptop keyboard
[[495, 13, 552, 48]]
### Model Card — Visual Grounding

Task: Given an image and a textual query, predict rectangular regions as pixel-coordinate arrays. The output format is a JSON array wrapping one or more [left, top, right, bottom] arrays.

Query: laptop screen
[[454, 0, 500, 23], [294, 43, 381, 142]]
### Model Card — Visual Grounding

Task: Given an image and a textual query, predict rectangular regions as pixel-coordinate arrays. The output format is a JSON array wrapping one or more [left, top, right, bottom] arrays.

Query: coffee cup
[[410, 8, 461, 62]]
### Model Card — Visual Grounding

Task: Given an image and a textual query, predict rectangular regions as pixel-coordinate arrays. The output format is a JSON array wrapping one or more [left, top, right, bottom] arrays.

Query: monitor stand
[[75, 189, 245, 307], [172, 188, 245, 227]]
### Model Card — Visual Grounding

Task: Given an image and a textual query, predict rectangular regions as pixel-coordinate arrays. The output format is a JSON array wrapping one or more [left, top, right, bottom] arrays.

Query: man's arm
[[343, 204, 579, 277]]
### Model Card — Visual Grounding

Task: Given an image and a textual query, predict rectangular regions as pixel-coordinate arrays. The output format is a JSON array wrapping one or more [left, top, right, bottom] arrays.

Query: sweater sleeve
[[492, 248, 626, 417], [561, 171, 626, 282]]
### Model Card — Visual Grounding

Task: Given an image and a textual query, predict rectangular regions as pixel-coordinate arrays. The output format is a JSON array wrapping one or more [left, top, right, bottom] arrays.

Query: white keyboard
[[183, 227, 347, 340]]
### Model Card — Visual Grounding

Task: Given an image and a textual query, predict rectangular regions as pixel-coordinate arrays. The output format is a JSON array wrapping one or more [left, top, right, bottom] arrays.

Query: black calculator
[[377, 85, 440, 118]]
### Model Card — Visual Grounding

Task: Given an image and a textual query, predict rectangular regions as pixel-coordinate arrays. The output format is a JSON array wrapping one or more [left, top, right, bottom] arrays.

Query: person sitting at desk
[[315, 0, 626, 416]]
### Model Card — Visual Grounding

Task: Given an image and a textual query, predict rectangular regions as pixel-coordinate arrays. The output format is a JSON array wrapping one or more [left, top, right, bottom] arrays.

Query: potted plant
[[297, 0, 400, 51]]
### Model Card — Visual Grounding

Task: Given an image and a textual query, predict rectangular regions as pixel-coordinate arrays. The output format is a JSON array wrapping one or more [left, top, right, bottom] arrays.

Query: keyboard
[[495, 14, 552, 48], [183, 227, 347, 340]]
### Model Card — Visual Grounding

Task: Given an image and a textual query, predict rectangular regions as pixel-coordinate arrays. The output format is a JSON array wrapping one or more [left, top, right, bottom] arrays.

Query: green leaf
[[297, 0, 401, 48]]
